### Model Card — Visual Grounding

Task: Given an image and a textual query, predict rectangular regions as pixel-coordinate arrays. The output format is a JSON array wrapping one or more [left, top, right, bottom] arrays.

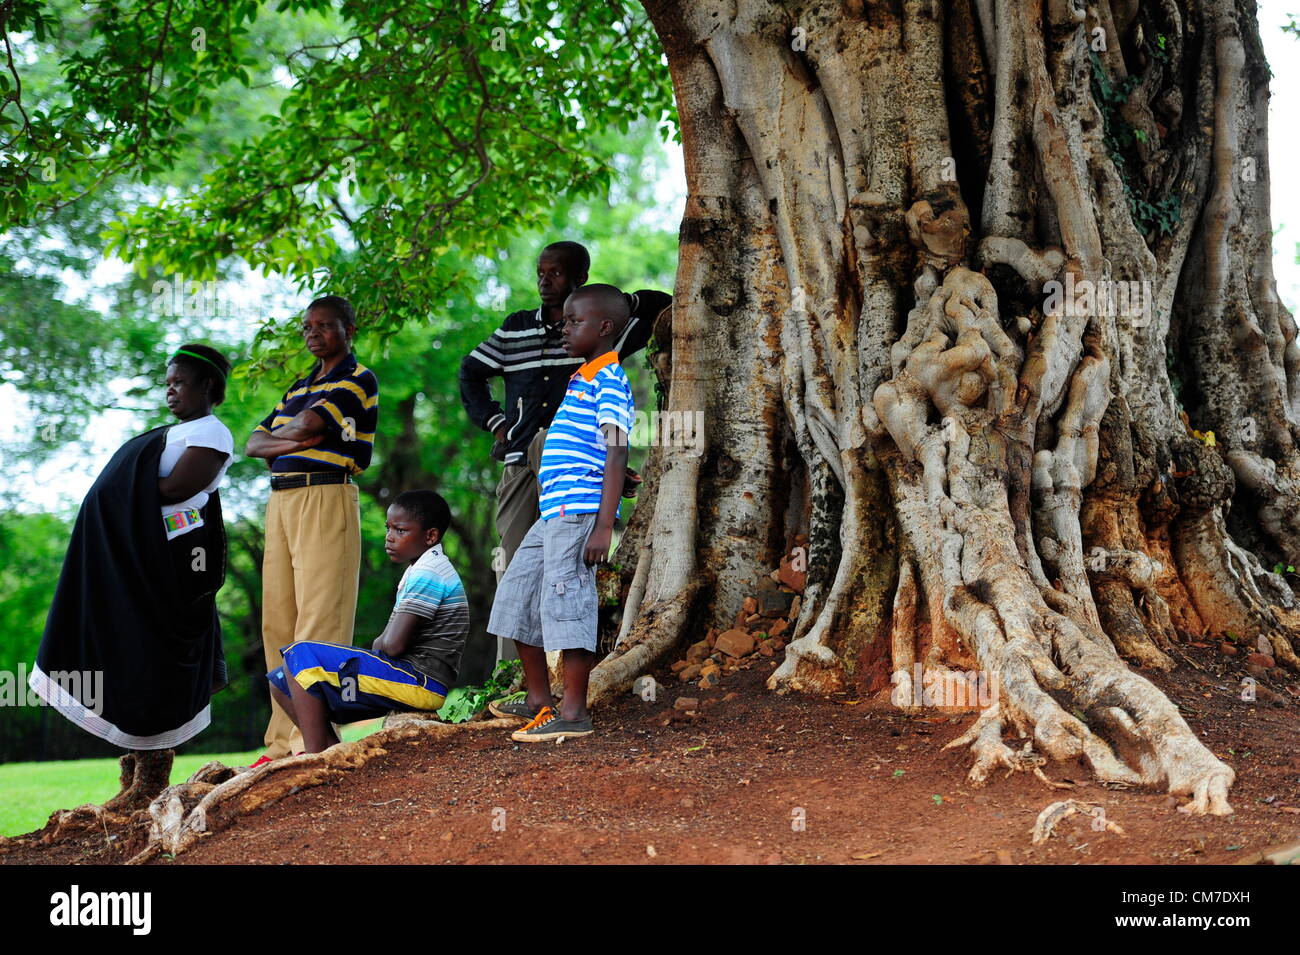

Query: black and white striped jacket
[[458, 290, 671, 464]]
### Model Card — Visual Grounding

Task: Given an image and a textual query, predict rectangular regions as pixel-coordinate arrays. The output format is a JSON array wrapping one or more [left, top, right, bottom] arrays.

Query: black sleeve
[[459, 334, 507, 434], [616, 289, 673, 360]]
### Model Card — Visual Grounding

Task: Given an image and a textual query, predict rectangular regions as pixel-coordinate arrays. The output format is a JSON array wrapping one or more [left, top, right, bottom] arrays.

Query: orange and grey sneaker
[[510, 706, 593, 743], [488, 697, 548, 722]]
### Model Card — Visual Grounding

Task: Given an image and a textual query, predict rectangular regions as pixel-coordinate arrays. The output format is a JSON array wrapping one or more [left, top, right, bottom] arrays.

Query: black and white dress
[[29, 421, 231, 749]]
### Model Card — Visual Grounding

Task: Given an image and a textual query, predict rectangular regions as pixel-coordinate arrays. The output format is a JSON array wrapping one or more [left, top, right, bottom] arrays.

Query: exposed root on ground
[[1031, 798, 1126, 844], [875, 266, 1237, 814], [1174, 507, 1300, 671], [17, 716, 514, 864], [588, 582, 704, 707], [941, 705, 1069, 792]]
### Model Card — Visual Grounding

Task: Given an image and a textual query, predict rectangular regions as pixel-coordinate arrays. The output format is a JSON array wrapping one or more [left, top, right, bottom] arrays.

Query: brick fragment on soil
[[714, 629, 755, 658], [777, 555, 806, 593]]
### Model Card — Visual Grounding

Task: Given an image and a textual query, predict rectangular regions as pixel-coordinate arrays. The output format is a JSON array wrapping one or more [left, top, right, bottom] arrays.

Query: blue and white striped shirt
[[538, 351, 634, 520], [391, 543, 469, 685]]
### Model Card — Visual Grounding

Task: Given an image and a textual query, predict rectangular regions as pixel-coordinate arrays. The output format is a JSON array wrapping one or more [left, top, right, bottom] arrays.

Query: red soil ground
[[4, 646, 1298, 865]]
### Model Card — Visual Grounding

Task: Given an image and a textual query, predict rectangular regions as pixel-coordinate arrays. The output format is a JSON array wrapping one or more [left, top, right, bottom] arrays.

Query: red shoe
[[248, 754, 275, 769]]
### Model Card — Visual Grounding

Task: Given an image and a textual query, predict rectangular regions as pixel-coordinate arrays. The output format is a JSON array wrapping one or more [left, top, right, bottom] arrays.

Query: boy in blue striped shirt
[[487, 285, 634, 741]]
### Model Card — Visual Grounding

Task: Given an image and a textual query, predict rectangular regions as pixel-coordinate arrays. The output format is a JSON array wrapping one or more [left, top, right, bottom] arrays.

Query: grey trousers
[[494, 428, 547, 660]]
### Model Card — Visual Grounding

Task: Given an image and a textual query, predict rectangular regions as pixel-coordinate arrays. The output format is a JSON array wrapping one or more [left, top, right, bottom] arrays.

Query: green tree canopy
[[4, 0, 675, 365]]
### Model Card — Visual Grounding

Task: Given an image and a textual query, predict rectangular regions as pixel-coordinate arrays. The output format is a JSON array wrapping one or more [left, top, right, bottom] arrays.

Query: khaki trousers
[[493, 429, 547, 661], [260, 478, 361, 758]]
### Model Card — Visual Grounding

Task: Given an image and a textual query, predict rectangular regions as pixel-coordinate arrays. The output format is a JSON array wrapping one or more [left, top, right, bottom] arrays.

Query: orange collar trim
[[575, 350, 619, 382]]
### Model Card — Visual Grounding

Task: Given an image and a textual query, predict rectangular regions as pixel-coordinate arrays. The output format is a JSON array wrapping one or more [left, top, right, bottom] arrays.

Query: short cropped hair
[[541, 240, 590, 276], [307, 295, 356, 331], [566, 283, 630, 337], [392, 489, 452, 538], [169, 343, 232, 405]]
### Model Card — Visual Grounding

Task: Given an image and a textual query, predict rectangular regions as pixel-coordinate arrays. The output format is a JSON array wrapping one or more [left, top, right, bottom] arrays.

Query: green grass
[[0, 720, 384, 837]]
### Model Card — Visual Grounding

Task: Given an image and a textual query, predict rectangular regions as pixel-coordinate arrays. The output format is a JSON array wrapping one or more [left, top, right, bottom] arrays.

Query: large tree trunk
[[594, 0, 1300, 815]]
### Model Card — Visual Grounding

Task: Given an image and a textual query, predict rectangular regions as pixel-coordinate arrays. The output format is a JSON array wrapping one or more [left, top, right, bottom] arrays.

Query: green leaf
[[435, 687, 479, 723]]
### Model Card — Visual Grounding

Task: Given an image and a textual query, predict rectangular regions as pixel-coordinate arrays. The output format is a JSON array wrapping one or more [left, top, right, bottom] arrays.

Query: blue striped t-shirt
[[390, 543, 469, 686], [538, 351, 634, 520]]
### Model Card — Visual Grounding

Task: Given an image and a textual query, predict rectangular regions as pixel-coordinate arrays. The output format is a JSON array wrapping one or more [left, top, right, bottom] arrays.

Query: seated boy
[[486, 284, 633, 742], [266, 490, 469, 753]]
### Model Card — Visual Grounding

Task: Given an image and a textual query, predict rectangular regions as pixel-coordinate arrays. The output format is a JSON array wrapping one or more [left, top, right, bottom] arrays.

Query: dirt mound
[[3, 648, 1297, 865]]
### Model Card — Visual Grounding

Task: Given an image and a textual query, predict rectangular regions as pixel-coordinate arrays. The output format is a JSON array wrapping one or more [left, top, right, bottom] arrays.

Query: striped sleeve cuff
[[485, 413, 506, 433], [469, 345, 504, 371]]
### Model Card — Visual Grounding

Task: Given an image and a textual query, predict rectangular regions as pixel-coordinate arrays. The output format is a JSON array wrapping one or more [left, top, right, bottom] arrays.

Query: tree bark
[[595, 0, 1300, 815]]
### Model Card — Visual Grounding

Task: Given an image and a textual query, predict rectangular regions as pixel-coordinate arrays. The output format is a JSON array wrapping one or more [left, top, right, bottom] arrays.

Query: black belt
[[270, 472, 352, 490]]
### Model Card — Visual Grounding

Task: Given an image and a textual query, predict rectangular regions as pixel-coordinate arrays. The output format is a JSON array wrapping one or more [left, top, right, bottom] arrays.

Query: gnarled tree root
[[1031, 798, 1126, 844], [869, 264, 1238, 816], [34, 804, 139, 847], [587, 582, 703, 707], [117, 716, 514, 864], [940, 593, 1235, 815]]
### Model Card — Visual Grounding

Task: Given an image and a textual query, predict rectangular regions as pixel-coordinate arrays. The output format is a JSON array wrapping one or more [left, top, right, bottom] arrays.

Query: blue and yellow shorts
[[267, 642, 448, 722]]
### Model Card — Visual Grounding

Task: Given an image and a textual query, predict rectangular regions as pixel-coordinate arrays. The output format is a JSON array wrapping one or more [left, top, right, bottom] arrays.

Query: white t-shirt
[[159, 414, 234, 539]]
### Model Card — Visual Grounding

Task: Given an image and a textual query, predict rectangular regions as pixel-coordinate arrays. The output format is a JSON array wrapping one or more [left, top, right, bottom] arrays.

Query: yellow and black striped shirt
[[256, 352, 379, 474]]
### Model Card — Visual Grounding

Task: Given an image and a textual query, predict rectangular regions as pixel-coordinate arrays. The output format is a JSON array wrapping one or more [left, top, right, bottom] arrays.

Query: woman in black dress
[[30, 344, 234, 810]]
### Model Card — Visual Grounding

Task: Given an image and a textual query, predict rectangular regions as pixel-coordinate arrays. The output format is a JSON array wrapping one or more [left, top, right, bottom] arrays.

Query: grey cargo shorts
[[487, 512, 598, 653]]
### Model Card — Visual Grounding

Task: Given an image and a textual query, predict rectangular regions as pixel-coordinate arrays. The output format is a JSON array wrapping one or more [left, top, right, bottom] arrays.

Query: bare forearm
[[272, 410, 323, 442], [373, 613, 420, 656], [582, 441, 627, 566], [246, 411, 325, 458], [596, 444, 628, 530], [247, 431, 302, 459], [159, 447, 227, 502]]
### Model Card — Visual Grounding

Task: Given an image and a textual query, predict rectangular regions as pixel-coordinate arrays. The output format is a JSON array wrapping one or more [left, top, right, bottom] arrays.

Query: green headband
[[172, 349, 227, 378]]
